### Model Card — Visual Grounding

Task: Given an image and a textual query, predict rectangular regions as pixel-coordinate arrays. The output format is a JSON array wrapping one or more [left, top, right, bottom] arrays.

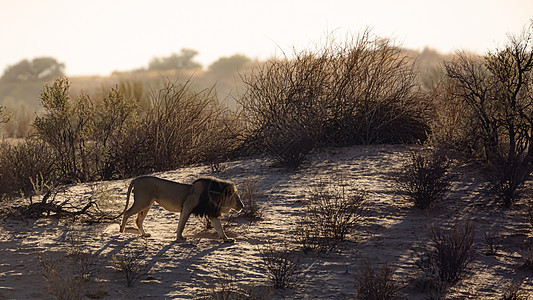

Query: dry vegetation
[[0, 25, 533, 299]]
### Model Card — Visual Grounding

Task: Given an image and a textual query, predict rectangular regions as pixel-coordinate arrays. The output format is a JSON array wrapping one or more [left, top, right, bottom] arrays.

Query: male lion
[[118, 176, 243, 243]]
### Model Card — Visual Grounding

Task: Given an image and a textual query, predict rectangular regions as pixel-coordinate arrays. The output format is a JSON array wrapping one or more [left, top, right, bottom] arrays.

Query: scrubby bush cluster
[[239, 31, 429, 167], [0, 77, 240, 196]]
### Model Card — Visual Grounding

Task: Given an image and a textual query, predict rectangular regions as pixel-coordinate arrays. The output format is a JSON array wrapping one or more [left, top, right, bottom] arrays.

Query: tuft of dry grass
[[236, 177, 263, 221], [520, 239, 533, 270]]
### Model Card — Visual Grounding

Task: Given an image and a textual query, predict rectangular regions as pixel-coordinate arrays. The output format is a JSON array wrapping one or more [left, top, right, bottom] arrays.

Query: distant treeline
[[0, 24, 532, 210]]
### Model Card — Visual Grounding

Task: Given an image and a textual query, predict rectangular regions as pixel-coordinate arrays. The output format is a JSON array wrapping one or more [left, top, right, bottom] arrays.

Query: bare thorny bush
[[236, 177, 263, 220], [111, 247, 149, 287], [239, 30, 429, 168], [416, 221, 476, 297], [394, 148, 453, 209], [119, 81, 240, 176], [297, 182, 366, 253]]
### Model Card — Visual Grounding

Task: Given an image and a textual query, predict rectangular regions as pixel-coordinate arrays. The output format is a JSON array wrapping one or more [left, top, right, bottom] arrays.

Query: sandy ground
[[0, 144, 532, 299]]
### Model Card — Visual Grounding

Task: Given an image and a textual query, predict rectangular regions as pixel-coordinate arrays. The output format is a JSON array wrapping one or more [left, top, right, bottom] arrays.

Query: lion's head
[[191, 177, 244, 218]]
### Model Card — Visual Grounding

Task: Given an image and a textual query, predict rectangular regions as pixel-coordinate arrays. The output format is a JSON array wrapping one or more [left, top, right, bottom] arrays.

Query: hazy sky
[[1, 0, 531, 76]]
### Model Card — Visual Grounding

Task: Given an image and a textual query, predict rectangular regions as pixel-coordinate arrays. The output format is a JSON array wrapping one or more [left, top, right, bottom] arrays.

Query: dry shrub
[[416, 221, 476, 295], [119, 80, 237, 175], [87, 183, 121, 218], [41, 256, 85, 300], [297, 182, 366, 253], [240, 30, 429, 167], [427, 74, 477, 155], [209, 271, 246, 300], [41, 234, 98, 300], [258, 242, 303, 289], [111, 248, 148, 287], [394, 149, 452, 209], [354, 261, 404, 300]]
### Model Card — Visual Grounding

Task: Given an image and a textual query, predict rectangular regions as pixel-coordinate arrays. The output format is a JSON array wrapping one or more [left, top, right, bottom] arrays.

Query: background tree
[[208, 54, 251, 76], [444, 23, 533, 206], [1, 57, 64, 82], [148, 48, 202, 71]]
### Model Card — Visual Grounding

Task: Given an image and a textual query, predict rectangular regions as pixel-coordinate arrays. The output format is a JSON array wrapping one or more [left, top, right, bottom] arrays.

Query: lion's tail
[[112, 178, 136, 220]]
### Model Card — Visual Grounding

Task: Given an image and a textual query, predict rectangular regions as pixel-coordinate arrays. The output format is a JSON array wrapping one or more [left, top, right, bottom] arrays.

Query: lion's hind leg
[[120, 192, 153, 235], [135, 206, 152, 237]]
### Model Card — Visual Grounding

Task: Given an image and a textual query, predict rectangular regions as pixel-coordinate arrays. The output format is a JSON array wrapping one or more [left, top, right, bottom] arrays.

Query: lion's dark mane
[[191, 177, 231, 218]]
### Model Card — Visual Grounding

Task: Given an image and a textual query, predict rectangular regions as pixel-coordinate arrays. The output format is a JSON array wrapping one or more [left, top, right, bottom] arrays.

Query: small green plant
[[258, 242, 302, 289], [111, 248, 148, 287], [354, 261, 404, 300], [394, 149, 452, 209]]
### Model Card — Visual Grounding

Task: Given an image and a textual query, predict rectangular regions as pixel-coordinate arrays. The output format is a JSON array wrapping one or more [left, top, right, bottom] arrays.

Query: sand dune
[[0, 145, 531, 299]]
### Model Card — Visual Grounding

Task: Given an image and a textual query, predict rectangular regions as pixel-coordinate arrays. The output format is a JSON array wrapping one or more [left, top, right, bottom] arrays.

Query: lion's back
[[133, 176, 191, 202]]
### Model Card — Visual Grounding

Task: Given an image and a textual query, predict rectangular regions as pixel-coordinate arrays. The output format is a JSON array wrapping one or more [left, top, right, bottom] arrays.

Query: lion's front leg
[[176, 203, 195, 241], [177, 196, 198, 241], [210, 217, 233, 243]]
